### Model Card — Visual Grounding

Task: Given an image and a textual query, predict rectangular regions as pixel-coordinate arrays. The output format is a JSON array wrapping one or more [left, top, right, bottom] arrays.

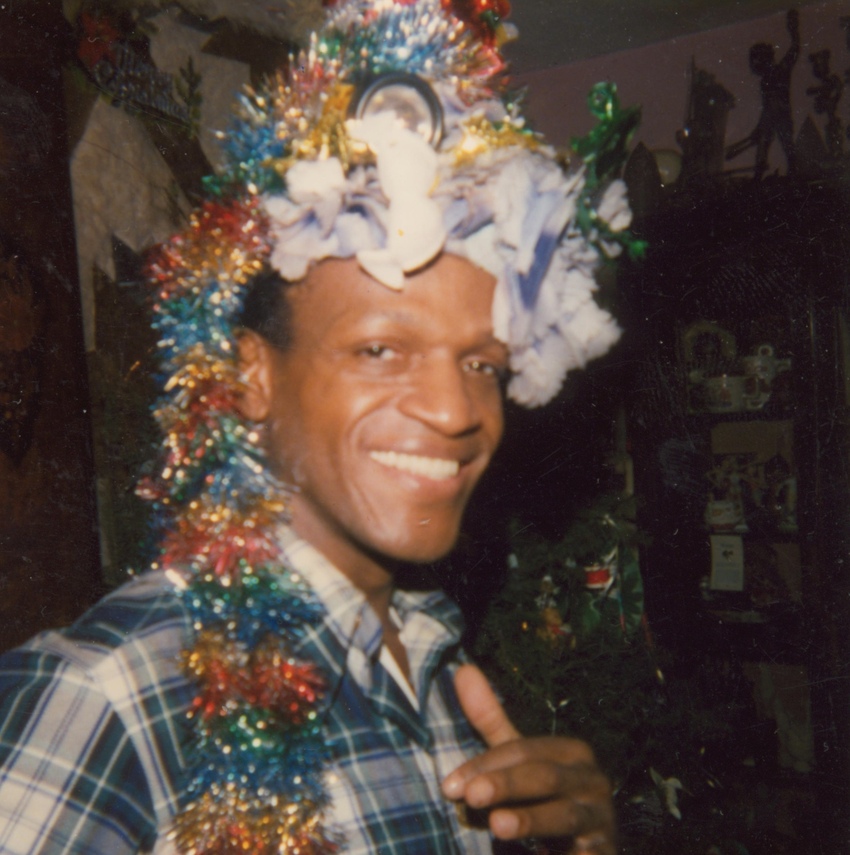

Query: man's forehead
[[284, 255, 499, 337]]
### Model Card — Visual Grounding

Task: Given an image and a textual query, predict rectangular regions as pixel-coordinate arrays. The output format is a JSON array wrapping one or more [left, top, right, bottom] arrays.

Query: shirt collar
[[276, 525, 465, 660]]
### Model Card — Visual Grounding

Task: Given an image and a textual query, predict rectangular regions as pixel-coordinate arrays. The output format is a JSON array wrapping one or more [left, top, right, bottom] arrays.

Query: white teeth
[[369, 450, 460, 480]]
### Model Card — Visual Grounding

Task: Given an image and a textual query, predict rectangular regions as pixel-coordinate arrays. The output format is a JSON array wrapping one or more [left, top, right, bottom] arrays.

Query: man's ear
[[236, 330, 274, 422]]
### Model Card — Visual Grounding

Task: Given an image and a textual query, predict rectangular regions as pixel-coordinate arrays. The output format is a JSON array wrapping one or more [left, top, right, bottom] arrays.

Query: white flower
[[507, 333, 574, 407], [268, 216, 340, 282], [597, 179, 632, 232], [491, 156, 534, 255], [284, 158, 348, 233], [263, 159, 351, 281], [557, 268, 600, 315], [564, 300, 621, 362], [448, 223, 502, 279], [285, 157, 347, 205]]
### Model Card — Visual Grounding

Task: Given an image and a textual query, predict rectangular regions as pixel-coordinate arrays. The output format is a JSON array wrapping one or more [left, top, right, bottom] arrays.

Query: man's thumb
[[454, 663, 520, 747]]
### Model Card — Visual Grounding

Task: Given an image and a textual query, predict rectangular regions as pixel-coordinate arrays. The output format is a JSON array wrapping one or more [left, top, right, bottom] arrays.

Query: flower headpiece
[[206, 0, 635, 407], [141, 2, 640, 853]]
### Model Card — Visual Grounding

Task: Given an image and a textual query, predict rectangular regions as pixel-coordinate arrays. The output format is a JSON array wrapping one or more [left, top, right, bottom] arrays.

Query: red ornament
[[584, 563, 613, 590], [77, 12, 120, 70], [441, 0, 511, 44]]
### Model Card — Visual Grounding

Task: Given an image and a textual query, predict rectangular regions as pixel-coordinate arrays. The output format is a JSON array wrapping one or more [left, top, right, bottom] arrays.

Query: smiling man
[[0, 1, 634, 854], [247, 257, 507, 572]]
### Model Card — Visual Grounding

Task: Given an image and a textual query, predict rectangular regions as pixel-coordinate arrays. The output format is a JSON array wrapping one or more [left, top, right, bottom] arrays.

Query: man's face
[[259, 254, 506, 576]]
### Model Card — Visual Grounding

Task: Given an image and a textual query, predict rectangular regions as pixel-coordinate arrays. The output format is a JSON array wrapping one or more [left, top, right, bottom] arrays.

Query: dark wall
[[0, 1, 102, 651]]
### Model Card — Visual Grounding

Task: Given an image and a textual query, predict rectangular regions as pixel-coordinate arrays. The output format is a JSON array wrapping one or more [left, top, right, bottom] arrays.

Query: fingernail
[[491, 811, 519, 838], [442, 773, 463, 798], [466, 779, 494, 808]]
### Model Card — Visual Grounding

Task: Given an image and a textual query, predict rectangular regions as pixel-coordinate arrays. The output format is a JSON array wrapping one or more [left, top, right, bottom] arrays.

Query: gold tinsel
[[453, 115, 540, 165]]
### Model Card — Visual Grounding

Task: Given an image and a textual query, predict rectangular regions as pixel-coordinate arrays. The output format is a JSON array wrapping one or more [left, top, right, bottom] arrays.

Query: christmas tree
[[472, 492, 757, 854]]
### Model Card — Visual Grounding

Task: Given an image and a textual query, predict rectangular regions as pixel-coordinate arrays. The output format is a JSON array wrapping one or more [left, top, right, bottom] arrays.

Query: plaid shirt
[[0, 530, 494, 855]]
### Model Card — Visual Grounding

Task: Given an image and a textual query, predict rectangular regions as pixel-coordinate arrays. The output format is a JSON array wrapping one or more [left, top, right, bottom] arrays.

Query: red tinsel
[[147, 199, 269, 294], [247, 641, 325, 715], [187, 630, 326, 722], [161, 520, 279, 580], [442, 0, 511, 44]]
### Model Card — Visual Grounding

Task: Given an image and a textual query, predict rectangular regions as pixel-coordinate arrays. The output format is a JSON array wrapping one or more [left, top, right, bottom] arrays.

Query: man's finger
[[464, 756, 609, 811], [488, 794, 613, 843], [454, 663, 520, 747]]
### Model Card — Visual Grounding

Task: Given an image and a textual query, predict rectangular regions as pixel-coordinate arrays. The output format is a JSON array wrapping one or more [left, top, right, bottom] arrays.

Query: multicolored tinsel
[[210, 0, 507, 197], [142, 200, 338, 854]]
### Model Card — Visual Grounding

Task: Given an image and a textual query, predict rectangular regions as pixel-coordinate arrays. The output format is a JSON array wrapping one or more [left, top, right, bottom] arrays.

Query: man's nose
[[397, 355, 482, 436]]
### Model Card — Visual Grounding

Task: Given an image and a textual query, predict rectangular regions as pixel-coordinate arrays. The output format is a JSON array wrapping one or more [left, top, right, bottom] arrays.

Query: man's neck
[[288, 506, 396, 624], [287, 508, 413, 686]]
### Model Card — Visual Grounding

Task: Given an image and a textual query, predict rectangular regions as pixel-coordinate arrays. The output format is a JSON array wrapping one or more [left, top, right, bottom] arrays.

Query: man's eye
[[360, 344, 396, 360], [464, 359, 505, 379]]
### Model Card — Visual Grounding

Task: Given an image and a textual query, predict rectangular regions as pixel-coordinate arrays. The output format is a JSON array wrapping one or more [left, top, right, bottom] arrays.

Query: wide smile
[[369, 450, 461, 481]]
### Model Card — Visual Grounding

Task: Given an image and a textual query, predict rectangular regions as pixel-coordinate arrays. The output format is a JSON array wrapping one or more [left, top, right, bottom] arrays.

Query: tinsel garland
[[141, 199, 338, 854]]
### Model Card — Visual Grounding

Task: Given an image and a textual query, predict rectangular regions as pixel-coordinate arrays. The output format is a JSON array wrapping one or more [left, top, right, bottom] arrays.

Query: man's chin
[[383, 538, 465, 592], [364, 522, 464, 569]]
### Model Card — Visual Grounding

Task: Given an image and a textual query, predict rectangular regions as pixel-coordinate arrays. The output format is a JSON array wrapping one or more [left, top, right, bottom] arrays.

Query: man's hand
[[442, 664, 616, 855]]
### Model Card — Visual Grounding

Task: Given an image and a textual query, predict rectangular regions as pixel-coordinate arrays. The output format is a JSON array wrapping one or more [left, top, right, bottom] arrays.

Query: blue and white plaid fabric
[[0, 529, 494, 854]]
